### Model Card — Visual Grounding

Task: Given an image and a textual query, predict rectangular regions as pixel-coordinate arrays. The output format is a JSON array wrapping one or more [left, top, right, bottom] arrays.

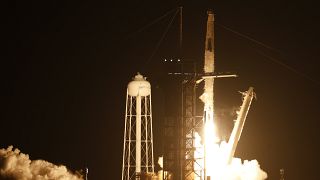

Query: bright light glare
[[194, 119, 267, 180]]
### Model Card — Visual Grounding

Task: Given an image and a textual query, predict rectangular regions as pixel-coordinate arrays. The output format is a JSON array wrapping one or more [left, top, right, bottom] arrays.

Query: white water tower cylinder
[[122, 73, 155, 180]]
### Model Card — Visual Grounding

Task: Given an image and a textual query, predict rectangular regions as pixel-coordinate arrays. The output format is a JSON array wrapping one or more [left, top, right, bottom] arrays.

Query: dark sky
[[3, 0, 320, 179]]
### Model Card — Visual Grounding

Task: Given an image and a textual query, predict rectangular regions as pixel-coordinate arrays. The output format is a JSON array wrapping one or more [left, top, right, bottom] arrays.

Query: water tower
[[122, 73, 155, 180]]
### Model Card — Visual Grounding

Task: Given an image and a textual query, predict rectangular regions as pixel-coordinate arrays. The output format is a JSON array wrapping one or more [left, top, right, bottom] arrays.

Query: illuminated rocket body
[[200, 10, 215, 125], [122, 73, 155, 180], [198, 10, 216, 180]]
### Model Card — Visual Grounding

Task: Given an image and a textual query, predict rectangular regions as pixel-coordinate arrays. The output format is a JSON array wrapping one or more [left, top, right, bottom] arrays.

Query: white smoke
[[222, 158, 268, 180], [203, 140, 267, 180], [157, 156, 163, 169], [0, 146, 83, 180]]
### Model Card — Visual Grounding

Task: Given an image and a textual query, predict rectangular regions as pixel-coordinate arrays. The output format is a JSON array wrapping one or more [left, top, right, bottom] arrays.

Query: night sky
[[3, 0, 320, 179]]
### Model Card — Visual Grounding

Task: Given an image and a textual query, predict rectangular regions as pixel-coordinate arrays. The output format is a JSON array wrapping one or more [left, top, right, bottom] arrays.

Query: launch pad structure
[[163, 10, 237, 180], [122, 8, 257, 180]]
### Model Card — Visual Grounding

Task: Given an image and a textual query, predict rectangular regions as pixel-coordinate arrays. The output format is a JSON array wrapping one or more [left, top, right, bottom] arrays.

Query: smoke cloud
[[0, 146, 83, 180], [224, 158, 268, 180]]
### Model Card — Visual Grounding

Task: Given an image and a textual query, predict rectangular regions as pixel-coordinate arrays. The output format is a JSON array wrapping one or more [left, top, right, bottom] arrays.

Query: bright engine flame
[[204, 120, 227, 178], [195, 120, 267, 180]]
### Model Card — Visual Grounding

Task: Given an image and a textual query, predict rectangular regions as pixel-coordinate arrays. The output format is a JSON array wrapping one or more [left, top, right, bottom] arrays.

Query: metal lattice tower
[[182, 77, 204, 180], [122, 73, 155, 180]]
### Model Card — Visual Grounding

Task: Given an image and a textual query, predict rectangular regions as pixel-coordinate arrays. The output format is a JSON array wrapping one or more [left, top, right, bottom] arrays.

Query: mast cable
[[145, 8, 180, 66], [127, 7, 178, 38], [217, 23, 319, 85]]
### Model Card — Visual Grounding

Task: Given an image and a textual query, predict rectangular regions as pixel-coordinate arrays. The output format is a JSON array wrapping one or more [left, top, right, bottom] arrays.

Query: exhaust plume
[[0, 146, 83, 180]]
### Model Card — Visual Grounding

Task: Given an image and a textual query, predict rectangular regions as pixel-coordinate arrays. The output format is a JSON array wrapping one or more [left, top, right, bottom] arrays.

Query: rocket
[[200, 10, 215, 124], [200, 10, 215, 180]]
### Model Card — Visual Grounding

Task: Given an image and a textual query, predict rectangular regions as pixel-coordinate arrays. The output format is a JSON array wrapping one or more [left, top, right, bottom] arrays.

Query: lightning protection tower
[[122, 73, 155, 180]]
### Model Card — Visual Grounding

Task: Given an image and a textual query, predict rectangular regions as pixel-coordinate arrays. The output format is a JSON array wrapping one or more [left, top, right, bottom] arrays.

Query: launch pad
[[121, 9, 267, 180]]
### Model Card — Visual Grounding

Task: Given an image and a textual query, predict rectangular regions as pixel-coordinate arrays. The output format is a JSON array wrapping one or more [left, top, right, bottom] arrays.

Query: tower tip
[[207, 9, 214, 15]]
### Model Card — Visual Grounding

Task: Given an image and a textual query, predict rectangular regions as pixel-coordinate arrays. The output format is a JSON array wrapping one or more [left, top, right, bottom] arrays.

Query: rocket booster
[[200, 10, 215, 121]]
